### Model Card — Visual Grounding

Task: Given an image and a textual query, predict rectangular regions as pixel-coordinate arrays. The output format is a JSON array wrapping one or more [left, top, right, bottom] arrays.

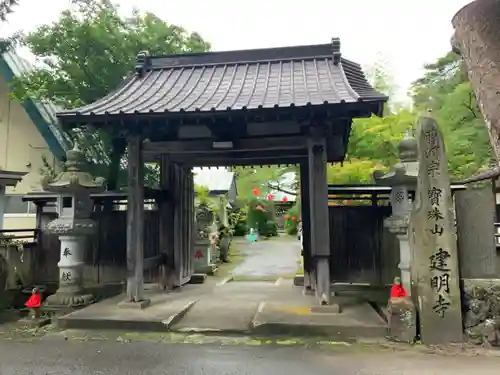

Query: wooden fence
[[328, 205, 397, 286]]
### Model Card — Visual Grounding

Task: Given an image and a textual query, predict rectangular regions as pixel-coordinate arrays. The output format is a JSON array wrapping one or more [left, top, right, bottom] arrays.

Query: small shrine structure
[[55, 39, 387, 307]]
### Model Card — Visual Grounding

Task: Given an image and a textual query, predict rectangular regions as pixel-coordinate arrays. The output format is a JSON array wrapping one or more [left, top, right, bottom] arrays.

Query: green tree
[[410, 51, 494, 179], [11, 0, 210, 190], [0, 0, 18, 21], [234, 166, 296, 201]]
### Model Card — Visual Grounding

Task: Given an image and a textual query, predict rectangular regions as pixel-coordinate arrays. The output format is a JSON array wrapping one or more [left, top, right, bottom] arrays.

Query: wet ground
[[0, 334, 499, 375], [231, 235, 300, 278]]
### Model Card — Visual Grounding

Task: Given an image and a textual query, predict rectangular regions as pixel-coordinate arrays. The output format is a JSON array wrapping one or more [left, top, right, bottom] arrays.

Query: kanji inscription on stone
[[411, 113, 462, 344]]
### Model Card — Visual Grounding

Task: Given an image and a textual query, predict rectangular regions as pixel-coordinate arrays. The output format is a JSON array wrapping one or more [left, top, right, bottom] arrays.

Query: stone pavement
[[1, 336, 499, 375], [58, 278, 387, 339], [57, 236, 386, 340], [231, 235, 301, 278]]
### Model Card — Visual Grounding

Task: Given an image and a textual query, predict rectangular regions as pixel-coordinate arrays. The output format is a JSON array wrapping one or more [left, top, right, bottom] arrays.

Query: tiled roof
[[193, 168, 235, 194], [57, 39, 387, 119]]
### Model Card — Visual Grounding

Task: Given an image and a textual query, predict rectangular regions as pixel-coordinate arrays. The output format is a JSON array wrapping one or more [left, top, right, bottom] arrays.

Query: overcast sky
[[0, 0, 471, 102]]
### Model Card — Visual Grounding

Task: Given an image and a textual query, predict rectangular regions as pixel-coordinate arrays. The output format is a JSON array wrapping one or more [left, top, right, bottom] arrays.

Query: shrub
[[247, 198, 277, 237], [284, 204, 300, 235], [230, 209, 248, 237]]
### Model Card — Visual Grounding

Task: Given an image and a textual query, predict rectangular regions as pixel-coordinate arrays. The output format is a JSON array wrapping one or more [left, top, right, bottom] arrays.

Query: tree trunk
[[452, 0, 500, 163]]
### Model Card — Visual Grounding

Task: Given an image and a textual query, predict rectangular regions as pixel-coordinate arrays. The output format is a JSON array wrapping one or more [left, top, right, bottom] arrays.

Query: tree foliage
[[411, 51, 494, 179], [0, 0, 17, 21], [11, 0, 210, 189], [235, 51, 493, 198]]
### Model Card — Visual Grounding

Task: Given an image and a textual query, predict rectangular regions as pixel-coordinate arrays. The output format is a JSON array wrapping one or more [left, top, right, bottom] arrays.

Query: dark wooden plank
[[126, 135, 145, 302], [143, 136, 308, 154]]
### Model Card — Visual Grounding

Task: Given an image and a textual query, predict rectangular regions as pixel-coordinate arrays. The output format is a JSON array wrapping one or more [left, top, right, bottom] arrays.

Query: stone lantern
[[192, 203, 218, 274], [43, 145, 105, 307], [373, 130, 418, 294]]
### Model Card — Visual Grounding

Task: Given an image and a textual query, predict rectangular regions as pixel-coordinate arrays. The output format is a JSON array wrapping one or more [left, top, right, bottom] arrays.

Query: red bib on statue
[[390, 284, 407, 298], [25, 293, 41, 308]]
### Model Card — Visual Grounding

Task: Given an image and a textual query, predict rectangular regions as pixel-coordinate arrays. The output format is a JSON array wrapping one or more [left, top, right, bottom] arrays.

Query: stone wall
[[455, 188, 498, 279], [462, 279, 500, 346]]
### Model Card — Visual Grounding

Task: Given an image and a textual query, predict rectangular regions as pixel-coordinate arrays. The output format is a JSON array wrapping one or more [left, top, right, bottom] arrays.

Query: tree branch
[[267, 182, 297, 196]]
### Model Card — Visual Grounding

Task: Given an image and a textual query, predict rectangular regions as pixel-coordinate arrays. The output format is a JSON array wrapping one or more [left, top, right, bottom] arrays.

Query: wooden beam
[[143, 136, 308, 155], [126, 135, 147, 303], [145, 148, 307, 165], [177, 157, 304, 167]]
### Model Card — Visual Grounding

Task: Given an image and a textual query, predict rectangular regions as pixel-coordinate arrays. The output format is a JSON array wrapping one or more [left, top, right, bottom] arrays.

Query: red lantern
[[282, 196, 288, 202], [267, 194, 273, 201], [291, 216, 296, 221], [284, 215, 289, 220], [252, 187, 261, 197]]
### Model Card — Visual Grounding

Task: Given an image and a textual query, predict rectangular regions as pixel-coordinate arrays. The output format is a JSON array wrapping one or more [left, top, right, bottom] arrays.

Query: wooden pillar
[[308, 132, 331, 305], [125, 135, 148, 305], [186, 169, 194, 275], [300, 161, 314, 291], [172, 164, 182, 286], [180, 168, 187, 281], [158, 155, 172, 289], [0, 185, 6, 230]]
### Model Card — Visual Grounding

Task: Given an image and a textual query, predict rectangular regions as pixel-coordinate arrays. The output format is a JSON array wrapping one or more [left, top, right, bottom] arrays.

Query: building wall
[[0, 75, 57, 231]]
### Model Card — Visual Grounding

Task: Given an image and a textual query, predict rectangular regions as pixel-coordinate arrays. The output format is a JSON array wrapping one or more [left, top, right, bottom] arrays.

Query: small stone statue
[[25, 287, 41, 320], [387, 276, 416, 343]]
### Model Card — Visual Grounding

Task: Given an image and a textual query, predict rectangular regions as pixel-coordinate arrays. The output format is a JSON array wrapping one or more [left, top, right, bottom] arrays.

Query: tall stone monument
[[373, 131, 418, 294], [43, 145, 105, 307], [411, 112, 463, 344]]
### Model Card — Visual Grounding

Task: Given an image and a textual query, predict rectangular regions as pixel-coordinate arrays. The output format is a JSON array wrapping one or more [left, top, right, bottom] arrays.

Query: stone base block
[[387, 297, 417, 343], [117, 299, 151, 310], [310, 304, 342, 314], [194, 264, 217, 275], [44, 292, 95, 308], [189, 274, 207, 284], [293, 276, 304, 286]]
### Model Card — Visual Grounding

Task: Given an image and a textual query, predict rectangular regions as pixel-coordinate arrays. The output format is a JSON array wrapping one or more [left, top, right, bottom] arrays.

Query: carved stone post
[[412, 113, 463, 344], [373, 132, 418, 294], [43, 145, 105, 307]]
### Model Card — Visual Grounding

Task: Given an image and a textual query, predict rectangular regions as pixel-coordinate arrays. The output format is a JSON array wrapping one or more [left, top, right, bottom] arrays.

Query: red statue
[[390, 277, 408, 298], [25, 287, 42, 320]]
